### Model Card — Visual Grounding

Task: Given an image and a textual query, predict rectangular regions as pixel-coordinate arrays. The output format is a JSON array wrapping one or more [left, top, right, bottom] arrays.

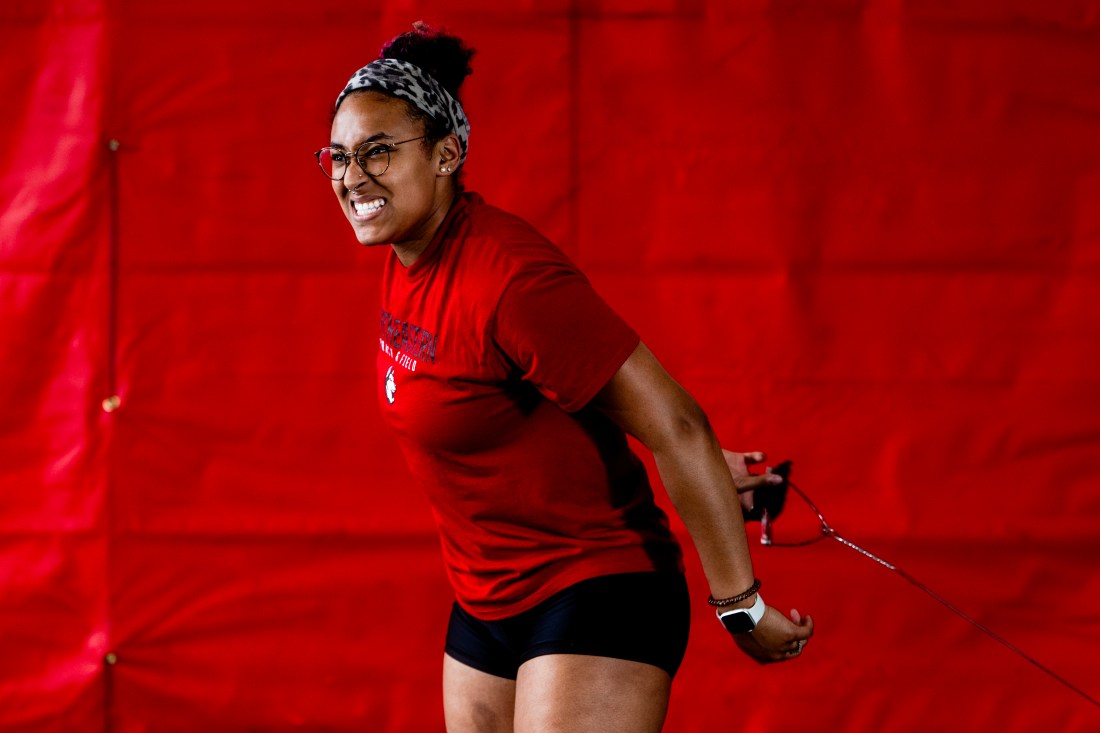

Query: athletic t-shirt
[[378, 192, 682, 620]]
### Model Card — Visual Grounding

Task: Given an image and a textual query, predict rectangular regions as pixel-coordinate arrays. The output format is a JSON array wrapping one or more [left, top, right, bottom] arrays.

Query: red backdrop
[[2, 1, 1098, 731]]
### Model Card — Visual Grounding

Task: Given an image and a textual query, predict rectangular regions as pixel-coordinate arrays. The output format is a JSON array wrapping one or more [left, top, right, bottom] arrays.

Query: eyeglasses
[[313, 136, 427, 180]]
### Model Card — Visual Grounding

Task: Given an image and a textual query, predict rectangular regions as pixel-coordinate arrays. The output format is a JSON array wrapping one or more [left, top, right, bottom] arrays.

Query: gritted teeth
[[354, 198, 386, 216]]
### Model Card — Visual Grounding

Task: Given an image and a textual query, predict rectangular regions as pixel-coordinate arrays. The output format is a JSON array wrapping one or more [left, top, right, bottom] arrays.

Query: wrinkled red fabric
[[1, 2, 1097, 731]]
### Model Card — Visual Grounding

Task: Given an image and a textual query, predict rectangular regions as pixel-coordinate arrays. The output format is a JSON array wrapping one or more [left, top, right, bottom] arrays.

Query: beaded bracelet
[[707, 578, 761, 607]]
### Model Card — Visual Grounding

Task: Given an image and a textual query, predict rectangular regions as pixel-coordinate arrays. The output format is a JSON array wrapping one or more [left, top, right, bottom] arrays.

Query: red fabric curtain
[[2, 1, 1098, 730]]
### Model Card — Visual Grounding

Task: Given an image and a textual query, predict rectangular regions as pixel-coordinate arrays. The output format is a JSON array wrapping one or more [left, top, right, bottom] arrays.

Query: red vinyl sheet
[[1, 2, 1098, 731]]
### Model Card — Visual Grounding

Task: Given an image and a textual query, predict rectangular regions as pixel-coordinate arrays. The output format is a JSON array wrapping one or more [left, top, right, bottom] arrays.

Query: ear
[[435, 134, 462, 176]]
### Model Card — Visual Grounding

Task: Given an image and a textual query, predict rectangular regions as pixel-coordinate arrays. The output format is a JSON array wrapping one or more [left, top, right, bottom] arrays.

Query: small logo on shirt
[[385, 366, 397, 404]]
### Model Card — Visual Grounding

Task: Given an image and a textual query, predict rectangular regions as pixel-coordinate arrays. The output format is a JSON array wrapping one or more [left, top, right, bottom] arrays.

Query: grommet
[[108, 139, 121, 152], [102, 395, 121, 413], [105, 653, 118, 665]]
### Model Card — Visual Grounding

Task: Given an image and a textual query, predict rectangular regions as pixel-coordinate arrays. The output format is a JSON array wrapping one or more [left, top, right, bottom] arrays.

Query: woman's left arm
[[593, 341, 814, 664]]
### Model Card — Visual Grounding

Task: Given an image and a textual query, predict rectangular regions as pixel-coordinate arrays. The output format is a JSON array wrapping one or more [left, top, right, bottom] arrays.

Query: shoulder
[[457, 194, 579, 277]]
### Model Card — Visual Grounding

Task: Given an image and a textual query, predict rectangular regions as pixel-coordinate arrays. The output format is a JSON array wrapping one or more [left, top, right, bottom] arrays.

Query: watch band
[[716, 593, 766, 634]]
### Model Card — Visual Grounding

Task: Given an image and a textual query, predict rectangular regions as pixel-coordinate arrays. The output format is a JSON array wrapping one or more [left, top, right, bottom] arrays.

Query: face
[[328, 92, 457, 263]]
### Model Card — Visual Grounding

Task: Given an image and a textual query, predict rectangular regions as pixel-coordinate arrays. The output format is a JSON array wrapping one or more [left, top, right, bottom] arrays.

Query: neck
[[391, 189, 458, 267]]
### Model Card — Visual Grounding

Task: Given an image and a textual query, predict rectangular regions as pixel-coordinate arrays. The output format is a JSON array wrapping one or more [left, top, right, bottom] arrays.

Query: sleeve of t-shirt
[[492, 260, 640, 413]]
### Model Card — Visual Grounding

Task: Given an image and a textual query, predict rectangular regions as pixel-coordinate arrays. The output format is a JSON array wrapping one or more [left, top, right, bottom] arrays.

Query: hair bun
[[380, 21, 475, 100]]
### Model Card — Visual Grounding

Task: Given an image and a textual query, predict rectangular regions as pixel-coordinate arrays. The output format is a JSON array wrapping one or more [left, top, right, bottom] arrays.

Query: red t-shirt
[[378, 193, 682, 620]]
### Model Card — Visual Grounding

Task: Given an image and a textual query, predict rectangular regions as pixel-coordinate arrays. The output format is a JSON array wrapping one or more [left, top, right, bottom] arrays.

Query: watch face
[[720, 610, 757, 634]]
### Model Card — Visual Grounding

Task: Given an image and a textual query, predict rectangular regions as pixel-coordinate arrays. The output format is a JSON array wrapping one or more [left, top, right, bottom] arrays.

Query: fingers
[[727, 449, 782, 498], [721, 450, 767, 467], [786, 611, 814, 658], [766, 637, 807, 661], [785, 614, 813, 658], [736, 473, 785, 492], [769, 609, 813, 659], [789, 608, 813, 629], [734, 632, 811, 664]]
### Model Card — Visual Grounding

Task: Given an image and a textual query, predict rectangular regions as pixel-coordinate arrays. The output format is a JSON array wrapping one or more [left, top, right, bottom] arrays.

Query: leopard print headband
[[336, 58, 470, 167]]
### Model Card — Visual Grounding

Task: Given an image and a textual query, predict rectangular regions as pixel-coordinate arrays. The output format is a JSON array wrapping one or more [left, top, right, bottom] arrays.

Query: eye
[[329, 150, 350, 163], [360, 144, 390, 160]]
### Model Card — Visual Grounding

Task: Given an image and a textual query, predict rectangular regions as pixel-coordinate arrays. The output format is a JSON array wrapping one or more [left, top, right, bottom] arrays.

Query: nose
[[342, 160, 366, 190]]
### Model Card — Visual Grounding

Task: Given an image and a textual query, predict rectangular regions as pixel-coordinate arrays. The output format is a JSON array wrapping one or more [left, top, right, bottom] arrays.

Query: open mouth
[[352, 197, 386, 219]]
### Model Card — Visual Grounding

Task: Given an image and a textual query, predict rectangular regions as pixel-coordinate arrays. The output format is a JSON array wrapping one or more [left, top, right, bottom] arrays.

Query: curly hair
[[380, 22, 476, 176]]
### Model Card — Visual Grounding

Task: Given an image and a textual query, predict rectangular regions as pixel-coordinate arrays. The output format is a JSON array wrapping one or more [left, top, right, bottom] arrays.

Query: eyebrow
[[329, 132, 394, 149]]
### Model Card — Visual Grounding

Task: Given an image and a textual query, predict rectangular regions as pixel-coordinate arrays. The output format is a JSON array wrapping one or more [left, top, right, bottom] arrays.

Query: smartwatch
[[717, 593, 766, 634]]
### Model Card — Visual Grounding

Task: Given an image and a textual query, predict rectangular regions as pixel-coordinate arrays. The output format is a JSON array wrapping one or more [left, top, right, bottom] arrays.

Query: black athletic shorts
[[444, 571, 691, 680]]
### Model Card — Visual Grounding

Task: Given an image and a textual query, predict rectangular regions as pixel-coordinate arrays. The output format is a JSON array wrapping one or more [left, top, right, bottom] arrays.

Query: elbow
[[651, 391, 713, 452]]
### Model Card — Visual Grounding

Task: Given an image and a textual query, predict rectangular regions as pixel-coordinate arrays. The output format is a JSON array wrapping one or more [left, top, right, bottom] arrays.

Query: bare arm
[[593, 342, 813, 663]]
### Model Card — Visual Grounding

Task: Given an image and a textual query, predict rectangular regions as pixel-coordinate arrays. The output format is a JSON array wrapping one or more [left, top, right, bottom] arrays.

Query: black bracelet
[[707, 578, 761, 607]]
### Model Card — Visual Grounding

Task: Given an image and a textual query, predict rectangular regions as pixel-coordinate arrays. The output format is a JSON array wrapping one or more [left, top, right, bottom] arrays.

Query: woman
[[316, 23, 813, 732]]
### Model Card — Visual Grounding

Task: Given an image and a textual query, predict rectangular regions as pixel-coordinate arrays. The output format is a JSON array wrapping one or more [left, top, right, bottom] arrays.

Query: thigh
[[514, 654, 671, 733], [443, 571, 688, 732], [443, 653, 517, 733], [519, 571, 691, 678]]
